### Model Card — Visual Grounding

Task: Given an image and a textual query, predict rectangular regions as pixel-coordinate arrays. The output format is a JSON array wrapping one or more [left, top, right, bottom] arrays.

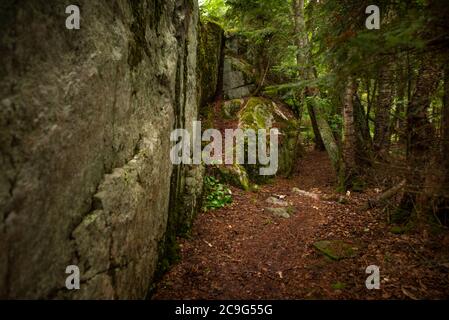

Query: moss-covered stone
[[238, 97, 275, 130], [215, 164, 250, 191], [237, 97, 302, 181], [222, 99, 244, 119], [313, 240, 359, 261], [266, 207, 291, 219]]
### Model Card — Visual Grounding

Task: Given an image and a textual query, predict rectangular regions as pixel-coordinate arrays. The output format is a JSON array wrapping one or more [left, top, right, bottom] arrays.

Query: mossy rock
[[266, 207, 291, 219], [237, 97, 302, 180], [238, 97, 274, 130], [215, 164, 250, 191], [197, 19, 224, 108], [222, 99, 244, 119], [313, 240, 359, 261]]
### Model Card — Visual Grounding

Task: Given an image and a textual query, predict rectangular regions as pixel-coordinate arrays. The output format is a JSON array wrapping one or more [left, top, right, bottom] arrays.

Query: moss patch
[[331, 282, 347, 290], [313, 240, 359, 261], [238, 97, 274, 130]]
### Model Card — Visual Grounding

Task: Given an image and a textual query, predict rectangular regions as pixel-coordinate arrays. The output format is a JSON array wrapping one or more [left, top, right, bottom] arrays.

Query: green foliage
[[200, 0, 228, 22], [328, 114, 343, 133], [202, 176, 233, 211], [308, 0, 430, 81], [305, 96, 335, 117], [224, 0, 296, 82]]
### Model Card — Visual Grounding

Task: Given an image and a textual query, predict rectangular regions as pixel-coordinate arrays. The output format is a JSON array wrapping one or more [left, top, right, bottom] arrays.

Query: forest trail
[[153, 151, 449, 300]]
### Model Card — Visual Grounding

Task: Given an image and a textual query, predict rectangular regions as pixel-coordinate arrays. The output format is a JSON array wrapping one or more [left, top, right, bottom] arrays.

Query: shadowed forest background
[[0, 0, 448, 300]]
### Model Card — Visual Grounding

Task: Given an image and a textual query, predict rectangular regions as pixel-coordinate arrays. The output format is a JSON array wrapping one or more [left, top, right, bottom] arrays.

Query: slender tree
[[341, 77, 358, 188]]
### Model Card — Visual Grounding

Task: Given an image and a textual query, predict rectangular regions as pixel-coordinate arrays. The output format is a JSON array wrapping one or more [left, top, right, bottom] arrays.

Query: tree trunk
[[394, 59, 407, 144], [366, 78, 377, 130], [354, 94, 373, 166], [341, 77, 358, 189], [309, 97, 340, 173], [434, 64, 449, 225], [442, 65, 449, 191], [292, 0, 306, 78], [292, 0, 326, 151], [374, 62, 394, 155], [395, 57, 441, 223]]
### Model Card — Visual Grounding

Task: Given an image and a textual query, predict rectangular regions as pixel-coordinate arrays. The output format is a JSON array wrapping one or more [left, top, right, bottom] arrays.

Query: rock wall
[[197, 19, 224, 108], [0, 0, 202, 299]]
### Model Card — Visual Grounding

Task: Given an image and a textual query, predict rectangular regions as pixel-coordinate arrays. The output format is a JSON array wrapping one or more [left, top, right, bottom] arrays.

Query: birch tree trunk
[[342, 77, 358, 189], [308, 98, 340, 173]]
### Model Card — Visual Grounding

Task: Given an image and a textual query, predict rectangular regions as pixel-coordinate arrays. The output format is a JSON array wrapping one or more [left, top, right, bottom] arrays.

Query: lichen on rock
[[222, 56, 256, 100]]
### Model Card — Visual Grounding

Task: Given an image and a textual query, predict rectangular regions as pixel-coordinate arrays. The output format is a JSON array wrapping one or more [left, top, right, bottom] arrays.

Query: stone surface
[[0, 0, 203, 299], [222, 56, 256, 99], [292, 188, 321, 201], [266, 207, 291, 219], [265, 197, 289, 207], [197, 19, 224, 108]]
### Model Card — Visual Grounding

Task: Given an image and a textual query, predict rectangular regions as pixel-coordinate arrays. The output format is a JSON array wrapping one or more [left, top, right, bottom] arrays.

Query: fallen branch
[[363, 180, 406, 210]]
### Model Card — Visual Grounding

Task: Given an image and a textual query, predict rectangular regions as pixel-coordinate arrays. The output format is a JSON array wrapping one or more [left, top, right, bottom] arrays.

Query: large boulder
[[238, 97, 302, 181]]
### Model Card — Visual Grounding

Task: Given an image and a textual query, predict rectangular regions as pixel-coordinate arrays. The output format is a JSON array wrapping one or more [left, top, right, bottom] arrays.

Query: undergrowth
[[202, 176, 233, 211]]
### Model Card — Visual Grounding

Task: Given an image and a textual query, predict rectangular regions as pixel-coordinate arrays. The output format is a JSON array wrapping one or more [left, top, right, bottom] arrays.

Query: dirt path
[[152, 151, 449, 300]]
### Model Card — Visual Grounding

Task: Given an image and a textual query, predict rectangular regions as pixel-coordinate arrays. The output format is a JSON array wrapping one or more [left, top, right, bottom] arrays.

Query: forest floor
[[152, 150, 449, 300]]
